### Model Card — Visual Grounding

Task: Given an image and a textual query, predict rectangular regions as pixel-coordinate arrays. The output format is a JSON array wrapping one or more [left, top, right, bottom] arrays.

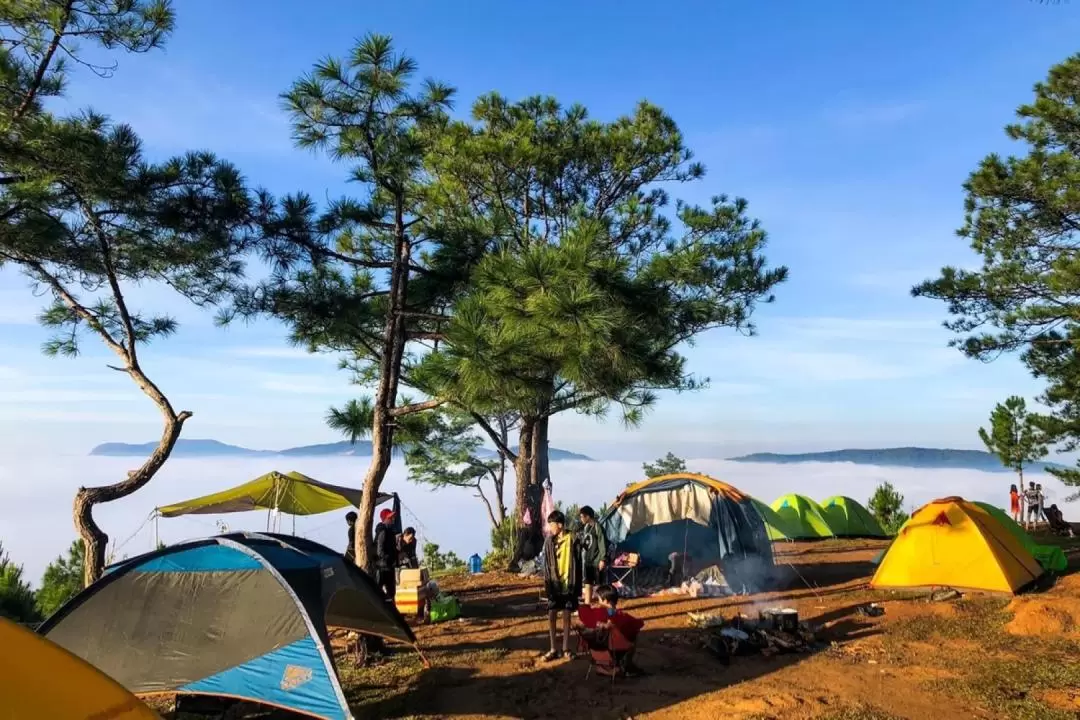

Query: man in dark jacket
[[577, 505, 607, 605], [373, 509, 398, 600], [396, 526, 419, 569]]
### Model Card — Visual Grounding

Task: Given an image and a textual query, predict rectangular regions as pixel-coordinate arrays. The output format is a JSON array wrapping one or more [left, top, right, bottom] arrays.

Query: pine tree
[[978, 396, 1048, 484], [0, 543, 39, 623], [35, 540, 84, 618], [228, 35, 457, 570], [643, 452, 688, 478], [0, 2, 262, 583], [914, 53, 1080, 488], [417, 96, 788, 553]]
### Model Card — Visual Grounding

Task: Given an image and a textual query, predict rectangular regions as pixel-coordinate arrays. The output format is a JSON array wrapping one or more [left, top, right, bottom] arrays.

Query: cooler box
[[398, 567, 430, 586], [395, 584, 429, 618]]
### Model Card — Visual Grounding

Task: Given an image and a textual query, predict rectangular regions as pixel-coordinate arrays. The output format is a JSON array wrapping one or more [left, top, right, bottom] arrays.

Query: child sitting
[[577, 584, 645, 676]]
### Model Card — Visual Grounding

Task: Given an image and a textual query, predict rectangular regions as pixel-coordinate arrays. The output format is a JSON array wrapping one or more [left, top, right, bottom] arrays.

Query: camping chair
[[577, 624, 636, 687], [1045, 505, 1076, 537], [608, 552, 640, 595]]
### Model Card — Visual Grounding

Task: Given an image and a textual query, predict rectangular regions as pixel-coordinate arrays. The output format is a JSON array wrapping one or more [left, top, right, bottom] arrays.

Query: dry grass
[[884, 596, 1080, 720]]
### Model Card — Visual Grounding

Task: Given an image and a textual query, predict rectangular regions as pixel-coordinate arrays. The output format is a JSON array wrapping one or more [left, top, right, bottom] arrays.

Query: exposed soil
[[160, 536, 1080, 720]]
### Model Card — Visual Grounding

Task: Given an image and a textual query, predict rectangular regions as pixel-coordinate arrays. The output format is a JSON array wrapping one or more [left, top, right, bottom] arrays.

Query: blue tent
[[39, 533, 416, 720], [600, 473, 775, 590]]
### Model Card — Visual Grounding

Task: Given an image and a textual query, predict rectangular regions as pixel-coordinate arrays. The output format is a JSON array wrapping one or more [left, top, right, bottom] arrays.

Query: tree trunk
[[74, 407, 191, 585], [353, 212, 411, 571], [513, 417, 536, 527]]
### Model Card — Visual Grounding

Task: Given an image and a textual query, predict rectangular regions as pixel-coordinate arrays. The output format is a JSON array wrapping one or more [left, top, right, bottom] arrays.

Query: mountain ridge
[[727, 446, 1069, 473], [89, 438, 593, 461]]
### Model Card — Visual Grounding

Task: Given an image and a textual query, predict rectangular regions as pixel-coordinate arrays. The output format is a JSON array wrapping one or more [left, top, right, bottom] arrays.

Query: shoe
[[541, 650, 563, 662]]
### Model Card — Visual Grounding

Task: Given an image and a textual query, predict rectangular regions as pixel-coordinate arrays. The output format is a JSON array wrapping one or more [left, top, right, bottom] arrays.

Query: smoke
[[0, 453, 1067, 585]]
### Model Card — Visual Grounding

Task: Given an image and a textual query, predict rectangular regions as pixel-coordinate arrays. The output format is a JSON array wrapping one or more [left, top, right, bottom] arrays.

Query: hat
[[380, 509, 395, 522]]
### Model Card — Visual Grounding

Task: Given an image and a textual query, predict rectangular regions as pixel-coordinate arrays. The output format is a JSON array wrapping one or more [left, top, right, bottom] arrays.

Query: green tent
[[750, 498, 802, 541], [770, 494, 835, 540], [973, 501, 1067, 573], [820, 495, 888, 538]]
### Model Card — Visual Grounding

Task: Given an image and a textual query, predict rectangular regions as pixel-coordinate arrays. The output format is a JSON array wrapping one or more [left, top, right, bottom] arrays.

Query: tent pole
[[153, 513, 159, 549], [291, 513, 296, 536]]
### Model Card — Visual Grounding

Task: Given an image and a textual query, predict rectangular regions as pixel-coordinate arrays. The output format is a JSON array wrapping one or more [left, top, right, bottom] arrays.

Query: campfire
[[688, 607, 821, 663]]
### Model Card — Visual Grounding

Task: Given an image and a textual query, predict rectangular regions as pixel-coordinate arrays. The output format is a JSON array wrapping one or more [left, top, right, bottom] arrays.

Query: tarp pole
[[153, 513, 159, 549]]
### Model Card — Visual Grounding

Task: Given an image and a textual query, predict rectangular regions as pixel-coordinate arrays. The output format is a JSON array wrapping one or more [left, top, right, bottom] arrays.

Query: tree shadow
[[352, 603, 882, 719]]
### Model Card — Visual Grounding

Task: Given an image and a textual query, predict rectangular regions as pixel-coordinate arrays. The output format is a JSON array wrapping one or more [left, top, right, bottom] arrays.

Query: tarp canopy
[[40, 533, 416, 720], [157, 471, 394, 517], [750, 498, 801, 541], [973, 501, 1068, 573], [601, 473, 774, 591], [820, 496, 888, 538], [770, 494, 835, 540], [871, 497, 1044, 594], [1, 616, 160, 720]]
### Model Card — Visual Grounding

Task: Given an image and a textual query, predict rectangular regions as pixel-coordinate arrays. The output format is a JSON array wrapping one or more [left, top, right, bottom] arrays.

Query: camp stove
[[759, 607, 799, 633]]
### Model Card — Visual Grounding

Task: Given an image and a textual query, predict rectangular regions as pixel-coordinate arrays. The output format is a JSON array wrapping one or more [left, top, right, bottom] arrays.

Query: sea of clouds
[[0, 454, 1073, 584]]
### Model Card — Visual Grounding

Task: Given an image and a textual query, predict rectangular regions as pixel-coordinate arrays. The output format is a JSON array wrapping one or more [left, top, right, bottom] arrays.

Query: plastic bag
[[429, 594, 460, 623]]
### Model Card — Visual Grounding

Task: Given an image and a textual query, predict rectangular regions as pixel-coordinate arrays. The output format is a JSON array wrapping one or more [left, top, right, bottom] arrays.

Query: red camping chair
[[577, 623, 636, 686]]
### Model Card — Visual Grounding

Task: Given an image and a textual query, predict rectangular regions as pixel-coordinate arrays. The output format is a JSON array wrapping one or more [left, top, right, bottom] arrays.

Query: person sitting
[[577, 584, 645, 676], [397, 526, 420, 569]]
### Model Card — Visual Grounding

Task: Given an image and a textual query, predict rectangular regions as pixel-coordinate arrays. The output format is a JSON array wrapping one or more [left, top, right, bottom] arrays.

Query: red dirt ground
[[163, 536, 1080, 720]]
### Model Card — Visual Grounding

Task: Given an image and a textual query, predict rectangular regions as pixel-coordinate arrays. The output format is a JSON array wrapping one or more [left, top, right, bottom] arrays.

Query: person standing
[[396, 526, 420, 569], [577, 506, 607, 605], [373, 509, 398, 600], [344, 511, 358, 565], [1024, 481, 1040, 532], [541, 510, 582, 662], [1009, 484, 1021, 524], [1036, 484, 1047, 526]]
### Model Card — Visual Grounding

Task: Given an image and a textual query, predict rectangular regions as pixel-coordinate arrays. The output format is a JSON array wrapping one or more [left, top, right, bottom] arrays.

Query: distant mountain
[[91, 439, 276, 458], [727, 447, 1068, 473], [90, 438, 592, 461]]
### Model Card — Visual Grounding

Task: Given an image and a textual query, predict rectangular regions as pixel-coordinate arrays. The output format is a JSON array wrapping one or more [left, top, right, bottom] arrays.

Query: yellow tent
[[156, 471, 392, 517], [0, 617, 159, 719], [870, 496, 1044, 594]]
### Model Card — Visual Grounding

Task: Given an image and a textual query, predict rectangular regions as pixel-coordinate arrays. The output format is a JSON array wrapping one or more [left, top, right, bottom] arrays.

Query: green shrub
[[0, 543, 40, 623], [422, 541, 465, 572], [36, 540, 84, 618]]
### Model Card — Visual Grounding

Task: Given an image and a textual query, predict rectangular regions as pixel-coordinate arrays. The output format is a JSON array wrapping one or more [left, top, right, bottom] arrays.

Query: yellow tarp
[[870, 496, 1044, 594], [0, 617, 159, 719], [157, 471, 390, 517]]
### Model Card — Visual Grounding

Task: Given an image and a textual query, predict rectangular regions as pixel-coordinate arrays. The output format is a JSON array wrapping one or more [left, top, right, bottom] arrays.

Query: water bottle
[[468, 553, 483, 574]]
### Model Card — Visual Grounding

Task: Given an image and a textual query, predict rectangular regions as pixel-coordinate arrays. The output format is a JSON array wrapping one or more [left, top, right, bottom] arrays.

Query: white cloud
[[259, 373, 352, 395], [694, 314, 964, 384], [823, 101, 924, 130], [226, 346, 325, 360], [0, 454, 1068, 586]]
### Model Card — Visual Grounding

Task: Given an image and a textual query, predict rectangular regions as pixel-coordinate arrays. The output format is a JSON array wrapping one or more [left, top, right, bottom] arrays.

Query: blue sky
[[1, 0, 1077, 459]]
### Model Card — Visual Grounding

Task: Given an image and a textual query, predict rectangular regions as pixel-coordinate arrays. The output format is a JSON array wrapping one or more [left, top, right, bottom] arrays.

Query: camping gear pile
[[689, 608, 821, 664], [395, 567, 432, 620]]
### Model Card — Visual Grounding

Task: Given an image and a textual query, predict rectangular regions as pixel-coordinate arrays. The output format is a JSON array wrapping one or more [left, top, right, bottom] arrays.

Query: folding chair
[[608, 552, 639, 595], [577, 624, 636, 687]]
